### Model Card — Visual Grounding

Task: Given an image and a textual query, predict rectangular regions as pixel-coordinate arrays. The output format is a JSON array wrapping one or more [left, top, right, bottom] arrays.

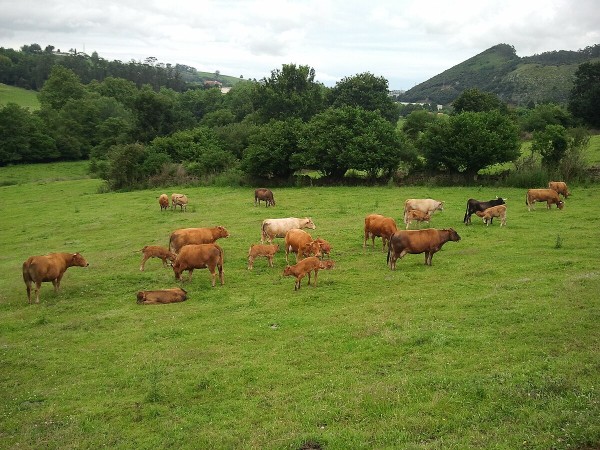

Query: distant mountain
[[399, 43, 600, 106]]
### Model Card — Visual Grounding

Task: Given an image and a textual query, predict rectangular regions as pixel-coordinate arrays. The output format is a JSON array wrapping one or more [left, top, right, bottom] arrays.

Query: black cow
[[463, 197, 506, 224]]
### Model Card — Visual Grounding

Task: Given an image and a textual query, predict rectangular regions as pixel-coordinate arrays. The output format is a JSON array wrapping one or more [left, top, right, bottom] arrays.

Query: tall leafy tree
[[452, 88, 505, 114], [253, 64, 326, 123], [297, 106, 413, 179], [531, 124, 569, 169], [241, 118, 304, 179], [420, 110, 519, 178], [568, 61, 600, 127], [38, 65, 86, 110], [328, 72, 399, 123]]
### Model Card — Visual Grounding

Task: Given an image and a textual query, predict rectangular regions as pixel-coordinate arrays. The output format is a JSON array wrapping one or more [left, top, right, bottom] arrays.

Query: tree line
[[1, 44, 599, 189]]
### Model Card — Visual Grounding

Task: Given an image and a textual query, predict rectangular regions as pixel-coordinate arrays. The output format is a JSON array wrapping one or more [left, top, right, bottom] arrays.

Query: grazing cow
[[158, 193, 169, 211], [247, 243, 279, 270], [172, 244, 224, 287], [364, 214, 397, 252], [404, 210, 431, 229], [387, 228, 461, 269], [403, 199, 444, 225], [139, 245, 176, 271], [169, 226, 230, 253], [314, 237, 332, 258], [463, 197, 506, 224], [284, 229, 322, 263], [475, 204, 507, 227], [548, 181, 571, 199], [319, 260, 335, 270], [22, 252, 89, 304], [526, 189, 564, 211], [283, 256, 322, 291], [172, 194, 188, 212], [254, 188, 275, 207], [137, 288, 187, 305], [261, 217, 316, 244]]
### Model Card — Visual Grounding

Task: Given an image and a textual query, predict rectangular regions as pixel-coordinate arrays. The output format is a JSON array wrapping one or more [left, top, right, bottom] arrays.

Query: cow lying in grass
[[137, 288, 187, 304]]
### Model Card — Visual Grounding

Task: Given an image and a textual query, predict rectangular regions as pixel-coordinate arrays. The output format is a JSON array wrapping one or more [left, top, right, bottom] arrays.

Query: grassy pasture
[[0, 163, 599, 449], [0, 83, 40, 110]]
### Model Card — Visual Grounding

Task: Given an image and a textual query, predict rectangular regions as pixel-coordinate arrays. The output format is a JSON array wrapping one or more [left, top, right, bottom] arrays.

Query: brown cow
[[284, 229, 322, 263], [172, 244, 224, 287], [404, 210, 431, 229], [22, 252, 89, 304], [172, 194, 188, 212], [283, 256, 322, 291], [526, 189, 564, 211], [169, 226, 230, 253], [475, 204, 507, 226], [548, 181, 571, 199], [137, 288, 187, 305], [364, 214, 398, 251], [247, 243, 279, 270], [139, 245, 176, 271], [314, 237, 332, 258], [387, 228, 461, 269], [159, 193, 169, 211], [254, 188, 275, 207]]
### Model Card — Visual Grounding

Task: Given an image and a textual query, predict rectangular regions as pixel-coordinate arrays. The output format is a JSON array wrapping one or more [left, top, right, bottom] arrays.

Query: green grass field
[[1, 163, 599, 449], [0, 83, 40, 110]]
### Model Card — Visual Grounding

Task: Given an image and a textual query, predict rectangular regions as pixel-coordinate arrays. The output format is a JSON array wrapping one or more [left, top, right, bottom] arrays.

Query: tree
[[531, 124, 569, 169], [452, 88, 505, 114], [327, 72, 399, 123], [0, 103, 57, 165], [38, 65, 86, 110], [568, 61, 600, 127], [297, 106, 414, 179], [253, 64, 326, 123], [420, 110, 520, 178], [402, 110, 439, 140], [520, 103, 572, 132], [241, 119, 304, 179]]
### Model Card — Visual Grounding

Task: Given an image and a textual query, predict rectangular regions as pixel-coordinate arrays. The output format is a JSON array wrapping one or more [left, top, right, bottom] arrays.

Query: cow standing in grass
[[387, 228, 461, 269]]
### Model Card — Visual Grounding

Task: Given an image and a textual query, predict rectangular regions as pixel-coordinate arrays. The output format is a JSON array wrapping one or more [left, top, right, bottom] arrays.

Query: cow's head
[[303, 218, 316, 229], [217, 226, 230, 238], [283, 266, 293, 277], [557, 201, 564, 210], [436, 201, 445, 211], [446, 228, 461, 241], [495, 197, 507, 205], [302, 241, 322, 258], [72, 253, 89, 267]]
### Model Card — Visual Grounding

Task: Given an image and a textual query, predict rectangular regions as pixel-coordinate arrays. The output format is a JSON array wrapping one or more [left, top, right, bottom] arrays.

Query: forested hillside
[[400, 43, 600, 106]]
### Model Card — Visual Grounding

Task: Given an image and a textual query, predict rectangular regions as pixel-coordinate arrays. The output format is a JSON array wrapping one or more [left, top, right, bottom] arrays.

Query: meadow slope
[[0, 163, 599, 449]]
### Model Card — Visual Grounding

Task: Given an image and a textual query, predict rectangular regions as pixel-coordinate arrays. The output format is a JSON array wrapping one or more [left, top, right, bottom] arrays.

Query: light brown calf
[[159, 193, 169, 211], [314, 237, 332, 258], [139, 245, 176, 271], [364, 214, 397, 251], [284, 229, 321, 263], [137, 288, 187, 304], [247, 244, 279, 270], [548, 181, 571, 198], [319, 260, 335, 270], [475, 205, 507, 226], [404, 210, 431, 229], [283, 256, 322, 291]]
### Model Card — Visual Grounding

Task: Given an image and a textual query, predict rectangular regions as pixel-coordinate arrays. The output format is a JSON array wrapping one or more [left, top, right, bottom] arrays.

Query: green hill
[[399, 43, 600, 106], [0, 83, 40, 110]]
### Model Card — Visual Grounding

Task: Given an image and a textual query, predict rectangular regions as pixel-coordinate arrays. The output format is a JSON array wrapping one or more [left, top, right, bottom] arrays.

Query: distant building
[[204, 80, 223, 88]]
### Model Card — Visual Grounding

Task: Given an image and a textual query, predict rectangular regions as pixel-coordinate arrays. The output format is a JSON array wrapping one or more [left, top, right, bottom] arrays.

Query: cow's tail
[[260, 221, 268, 243], [168, 234, 175, 253]]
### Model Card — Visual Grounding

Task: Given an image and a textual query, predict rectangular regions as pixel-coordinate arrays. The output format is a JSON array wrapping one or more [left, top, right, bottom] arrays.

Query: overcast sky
[[1, 0, 598, 90]]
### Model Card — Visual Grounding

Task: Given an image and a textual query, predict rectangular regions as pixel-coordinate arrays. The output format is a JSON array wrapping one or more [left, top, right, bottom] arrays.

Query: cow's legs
[[187, 269, 194, 281], [25, 281, 32, 304], [313, 270, 318, 287], [140, 255, 149, 271], [35, 281, 42, 303], [218, 264, 224, 285]]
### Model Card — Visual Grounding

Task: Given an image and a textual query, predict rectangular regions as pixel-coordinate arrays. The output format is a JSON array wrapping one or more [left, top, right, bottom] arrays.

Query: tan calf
[[139, 245, 176, 271], [314, 237, 332, 258], [475, 205, 507, 226], [404, 210, 431, 229], [283, 256, 322, 291], [247, 244, 279, 270], [137, 288, 187, 304]]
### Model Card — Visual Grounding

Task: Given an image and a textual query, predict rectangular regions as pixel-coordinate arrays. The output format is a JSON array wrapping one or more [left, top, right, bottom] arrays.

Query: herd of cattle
[[21, 182, 571, 304]]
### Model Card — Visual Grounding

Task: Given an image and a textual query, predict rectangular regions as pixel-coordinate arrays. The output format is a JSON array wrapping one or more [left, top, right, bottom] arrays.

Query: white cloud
[[1, 0, 598, 89]]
